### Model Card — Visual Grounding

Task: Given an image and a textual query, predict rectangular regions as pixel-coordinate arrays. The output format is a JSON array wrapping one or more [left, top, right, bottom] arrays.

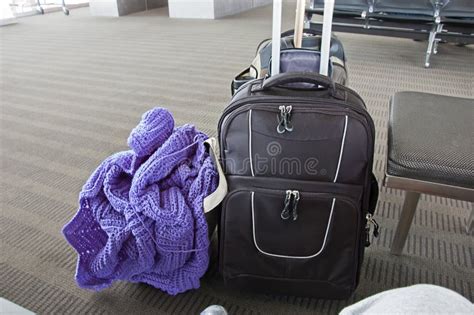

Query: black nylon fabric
[[218, 73, 377, 299], [259, 34, 347, 72]]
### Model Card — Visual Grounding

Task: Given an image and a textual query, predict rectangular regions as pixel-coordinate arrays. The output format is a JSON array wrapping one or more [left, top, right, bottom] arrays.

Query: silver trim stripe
[[251, 192, 336, 259], [333, 115, 348, 183], [249, 109, 255, 177]]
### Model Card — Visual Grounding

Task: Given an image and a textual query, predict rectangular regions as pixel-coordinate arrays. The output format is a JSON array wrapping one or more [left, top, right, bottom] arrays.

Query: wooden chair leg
[[391, 191, 420, 255]]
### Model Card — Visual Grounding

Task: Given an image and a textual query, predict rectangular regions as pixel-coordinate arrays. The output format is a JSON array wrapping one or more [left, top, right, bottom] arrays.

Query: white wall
[[168, 0, 215, 19], [169, 0, 273, 19], [90, 0, 119, 17], [214, 0, 272, 19], [1, 0, 18, 25], [90, 0, 168, 17]]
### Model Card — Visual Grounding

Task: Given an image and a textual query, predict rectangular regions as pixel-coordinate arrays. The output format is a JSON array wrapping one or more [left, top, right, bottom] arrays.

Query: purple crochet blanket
[[63, 108, 218, 295]]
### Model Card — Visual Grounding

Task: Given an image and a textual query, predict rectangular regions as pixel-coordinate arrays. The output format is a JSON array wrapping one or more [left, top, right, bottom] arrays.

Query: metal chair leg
[[433, 24, 443, 55], [425, 23, 443, 67], [467, 208, 474, 235], [425, 27, 436, 68], [391, 191, 420, 255], [36, 0, 44, 14], [62, 0, 69, 15]]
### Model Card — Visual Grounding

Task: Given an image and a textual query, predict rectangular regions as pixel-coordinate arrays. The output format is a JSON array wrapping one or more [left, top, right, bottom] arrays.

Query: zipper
[[219, 96, 365, 130], [226, 80, 368, 116], [291, 190, 300, 221], [365, 213, 380, 247], [280, 190, 293, 220], [218, 100, 376, 221], [280, 189, 300, 221], [223, 187, 358, 210], [219, 98, 344, 133], [217, 102, 358, 150], [221, 187, 361, 264], [221, 103, 364, 140], [219, 98, 374, 156], [221, 103, 368, 158], [277, 105, 293, 133]]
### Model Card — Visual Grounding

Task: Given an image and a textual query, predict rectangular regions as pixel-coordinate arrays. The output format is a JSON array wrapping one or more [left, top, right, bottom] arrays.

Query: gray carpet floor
[[1, 4, 473, 314]]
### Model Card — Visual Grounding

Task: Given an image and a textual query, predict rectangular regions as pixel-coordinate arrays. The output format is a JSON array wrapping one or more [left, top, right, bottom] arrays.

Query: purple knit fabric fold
[[62, 108, 218, 295]]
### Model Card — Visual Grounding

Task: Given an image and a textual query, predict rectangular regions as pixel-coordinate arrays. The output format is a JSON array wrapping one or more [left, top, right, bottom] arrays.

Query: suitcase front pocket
[[251, 190, 340, 258], [221, 185, 362, 284], [249, 108, 349, 181]]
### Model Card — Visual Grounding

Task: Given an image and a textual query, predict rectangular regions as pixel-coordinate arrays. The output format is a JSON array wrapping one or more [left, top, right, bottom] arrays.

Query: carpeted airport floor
[[0, 4, 473, 314]]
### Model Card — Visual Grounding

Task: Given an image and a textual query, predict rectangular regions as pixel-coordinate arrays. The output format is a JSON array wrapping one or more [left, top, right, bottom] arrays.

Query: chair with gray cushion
[[384, 91, 474, 255], [307, 0, 474, 67]]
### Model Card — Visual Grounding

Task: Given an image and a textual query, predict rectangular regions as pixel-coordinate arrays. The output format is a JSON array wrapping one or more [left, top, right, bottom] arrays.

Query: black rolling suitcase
[[218, 0, 379, 299]]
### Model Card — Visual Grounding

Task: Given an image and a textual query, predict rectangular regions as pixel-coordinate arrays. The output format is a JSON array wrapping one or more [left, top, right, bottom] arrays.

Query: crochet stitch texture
[[63, 108, 218, 295]]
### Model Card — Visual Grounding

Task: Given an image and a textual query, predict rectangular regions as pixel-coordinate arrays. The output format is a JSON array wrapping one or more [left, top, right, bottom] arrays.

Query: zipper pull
[[365, 213, 380, 246], [291, 190, 300, 221], [280, 190, 293, 220], [365, 223, 371, 247], [277, 106, 287, 134], [371, 216, 380, 238], [284, 106, 293, 132]]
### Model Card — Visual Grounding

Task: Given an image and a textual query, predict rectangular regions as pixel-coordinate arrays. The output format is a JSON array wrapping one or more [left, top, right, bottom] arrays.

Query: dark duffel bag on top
[[231, 28, 348, 95], [218, 72, 379, 299]]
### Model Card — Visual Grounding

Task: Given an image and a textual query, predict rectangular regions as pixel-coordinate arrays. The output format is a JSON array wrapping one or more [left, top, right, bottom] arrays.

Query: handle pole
[[320, 0, 335, 76], [272, 0, 283, 75], [294, 0, 306, 48]]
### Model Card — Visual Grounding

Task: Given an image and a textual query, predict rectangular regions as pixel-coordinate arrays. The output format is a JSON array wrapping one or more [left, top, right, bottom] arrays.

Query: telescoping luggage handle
[[271, 0, 335, 76], [319, 0, 335, 76]]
